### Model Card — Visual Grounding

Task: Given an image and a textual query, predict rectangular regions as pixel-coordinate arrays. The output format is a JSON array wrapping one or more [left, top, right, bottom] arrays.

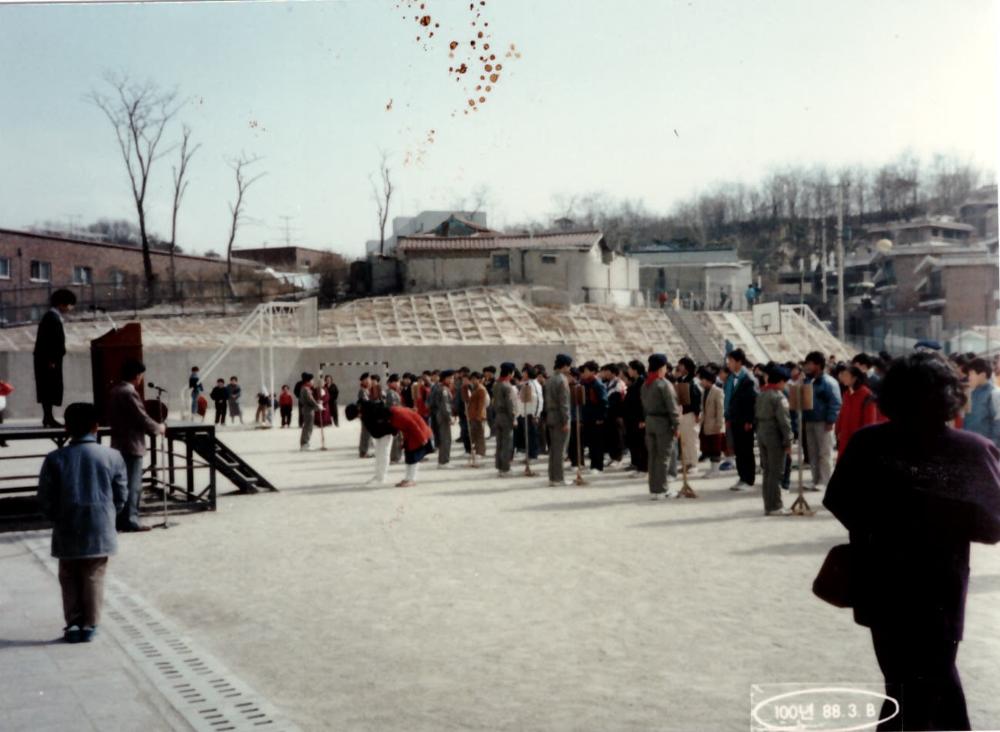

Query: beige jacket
[[701, 383, 724, 436]]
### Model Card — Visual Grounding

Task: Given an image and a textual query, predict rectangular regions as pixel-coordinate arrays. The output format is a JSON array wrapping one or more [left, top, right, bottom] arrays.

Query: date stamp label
[[750, 683, 899, 732]]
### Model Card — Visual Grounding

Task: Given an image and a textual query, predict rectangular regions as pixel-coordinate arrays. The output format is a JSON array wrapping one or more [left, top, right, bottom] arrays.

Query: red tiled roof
[[397, 230, 604, 253]]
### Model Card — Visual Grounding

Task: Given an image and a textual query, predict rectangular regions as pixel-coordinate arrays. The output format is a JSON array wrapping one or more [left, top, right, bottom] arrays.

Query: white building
[[365, 210, 489, 256], [397, 218, 640, 306], [629, 243, 752, 310]]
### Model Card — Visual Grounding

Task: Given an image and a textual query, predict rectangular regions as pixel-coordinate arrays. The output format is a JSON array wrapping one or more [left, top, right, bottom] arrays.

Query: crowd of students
[[182, 346, 1000, 513]]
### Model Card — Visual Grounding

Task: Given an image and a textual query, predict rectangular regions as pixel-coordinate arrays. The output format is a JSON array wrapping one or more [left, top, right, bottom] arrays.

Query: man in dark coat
[[725, 348, 757, 490], [824, 352, 1000, 732], [34, 289, 77, 427], [579, 361, 609, 473], [623, 360, 647, 472]]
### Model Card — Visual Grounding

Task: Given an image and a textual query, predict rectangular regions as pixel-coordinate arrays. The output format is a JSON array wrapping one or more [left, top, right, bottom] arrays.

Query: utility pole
[[820, 216, 828, 305], [278, 215, 297, 247], [836, 185, 846, 342]]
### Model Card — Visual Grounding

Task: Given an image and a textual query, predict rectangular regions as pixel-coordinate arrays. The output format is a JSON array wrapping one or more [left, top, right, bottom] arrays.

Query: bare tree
[[225, 153, 265, 282], [89, 73, 182, 303], [451, 184, 492, 218], [372, 151, 394, 256], [169, 125, 200, 296]]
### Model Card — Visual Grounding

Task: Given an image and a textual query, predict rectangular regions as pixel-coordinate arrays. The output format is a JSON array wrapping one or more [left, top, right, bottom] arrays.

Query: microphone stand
[[148, 383, 170, 529]]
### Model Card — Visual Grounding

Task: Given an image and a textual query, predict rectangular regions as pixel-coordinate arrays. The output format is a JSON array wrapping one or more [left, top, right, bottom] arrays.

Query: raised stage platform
[[0, 422, 259, 528]]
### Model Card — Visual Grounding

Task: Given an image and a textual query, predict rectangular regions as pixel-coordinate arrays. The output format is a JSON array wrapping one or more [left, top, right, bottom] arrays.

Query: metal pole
[[155, 392, 170, 529], [821, 216, 828, 305], [836, 185, 846, 343], [269, 306, 275, 425]]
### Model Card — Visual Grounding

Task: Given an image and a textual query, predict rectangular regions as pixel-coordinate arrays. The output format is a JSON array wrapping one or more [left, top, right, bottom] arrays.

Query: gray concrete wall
[[404, 256, 499, 291], [404, 246, 639, 306], [3, 343, 577, 420]]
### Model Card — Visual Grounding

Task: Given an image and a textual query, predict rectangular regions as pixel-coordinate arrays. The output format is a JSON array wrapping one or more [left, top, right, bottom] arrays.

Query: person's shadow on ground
[[0, 638, 63, 648]]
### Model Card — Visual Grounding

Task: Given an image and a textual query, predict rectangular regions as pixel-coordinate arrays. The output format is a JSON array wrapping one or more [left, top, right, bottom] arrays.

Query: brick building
[[866, 217, 999, 332], [913, 253, 1000, 328], [0, 228, 262, 323]]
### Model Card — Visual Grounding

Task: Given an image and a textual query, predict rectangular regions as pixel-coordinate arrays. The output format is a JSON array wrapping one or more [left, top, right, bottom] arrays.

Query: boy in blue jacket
[[802, 351, 842, 492]]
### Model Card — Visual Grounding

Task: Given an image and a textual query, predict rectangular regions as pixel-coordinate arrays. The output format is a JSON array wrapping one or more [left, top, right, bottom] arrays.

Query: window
[[492, 253, 510, 270], [30, 260, 51, 282], [541, 254, 558, 264], [0, 257, 9, 279], [110, 270, 126, 287], [73, 265, 93, 285]]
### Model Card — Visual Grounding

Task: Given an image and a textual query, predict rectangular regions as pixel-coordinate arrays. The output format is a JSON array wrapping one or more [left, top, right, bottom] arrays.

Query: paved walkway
[[0, 532, 187, 731], [0, 531, 300, 732]]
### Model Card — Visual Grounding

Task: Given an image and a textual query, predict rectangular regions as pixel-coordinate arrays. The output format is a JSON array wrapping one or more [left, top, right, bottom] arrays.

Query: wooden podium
[[91, 323, 143, 425]]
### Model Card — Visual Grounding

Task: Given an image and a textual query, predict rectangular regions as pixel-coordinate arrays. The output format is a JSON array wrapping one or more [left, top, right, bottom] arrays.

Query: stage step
[[174, 432, 276, 494]]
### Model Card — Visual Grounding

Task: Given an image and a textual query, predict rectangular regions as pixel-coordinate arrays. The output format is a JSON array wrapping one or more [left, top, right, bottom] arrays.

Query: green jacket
[[640, 377, 680, 434], [754, 388, 792, 448]]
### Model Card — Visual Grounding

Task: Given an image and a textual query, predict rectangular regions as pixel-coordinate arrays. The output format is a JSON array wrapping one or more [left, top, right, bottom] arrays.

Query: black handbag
[[813, 544, 853, 608]]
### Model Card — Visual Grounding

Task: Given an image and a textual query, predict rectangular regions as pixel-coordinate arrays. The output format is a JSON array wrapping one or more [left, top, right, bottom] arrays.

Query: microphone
[[147, 382, 168, 393]]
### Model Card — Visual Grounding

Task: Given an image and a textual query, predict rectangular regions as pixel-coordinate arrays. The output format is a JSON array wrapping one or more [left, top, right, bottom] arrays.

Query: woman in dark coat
[[33, 289, 76, 427], [824, 352, 1000, 731]]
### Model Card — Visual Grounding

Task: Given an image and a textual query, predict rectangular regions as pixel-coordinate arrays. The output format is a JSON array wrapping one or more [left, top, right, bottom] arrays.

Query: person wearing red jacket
[[346, 402, 433, 488], [835, 366, 879, 459]]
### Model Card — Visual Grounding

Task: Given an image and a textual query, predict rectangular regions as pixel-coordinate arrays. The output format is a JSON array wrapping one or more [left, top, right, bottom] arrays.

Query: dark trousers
[[626, 422, 647, 471], [732, 426, 756, 485], [516, 417, 540, 459], [459, 413, 471, 453], [214, 402, 226, 425], [604, 418, 625, 462], [568, 423, 580, 467], [870, 626, 969, 731], [330, 401, 339, 426], [59, 557, 109, 628], [583, 422, 605, 471], [280, 405, 292, 427]]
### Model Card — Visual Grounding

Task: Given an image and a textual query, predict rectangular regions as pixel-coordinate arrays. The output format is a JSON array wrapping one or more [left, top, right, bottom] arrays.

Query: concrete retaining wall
[[2, 344, 576, 420]]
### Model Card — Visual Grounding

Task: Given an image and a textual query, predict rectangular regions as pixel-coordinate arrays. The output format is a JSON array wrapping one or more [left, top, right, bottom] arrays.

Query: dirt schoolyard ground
[[6, 417, 1000, 731]]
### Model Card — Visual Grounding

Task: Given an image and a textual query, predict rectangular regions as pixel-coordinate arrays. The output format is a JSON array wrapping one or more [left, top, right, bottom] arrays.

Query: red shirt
[[278, 392, 294, 407], [416, 384, 431, 418], [835, 385, 878, 458], [389, 406, 433, 451]]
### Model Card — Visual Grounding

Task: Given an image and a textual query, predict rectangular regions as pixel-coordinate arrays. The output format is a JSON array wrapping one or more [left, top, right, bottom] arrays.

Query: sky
[[0, 0, 997, 258]]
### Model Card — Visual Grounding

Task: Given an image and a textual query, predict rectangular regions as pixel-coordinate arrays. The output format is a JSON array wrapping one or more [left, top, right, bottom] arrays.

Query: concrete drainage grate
[[21, 535, 301, 732]]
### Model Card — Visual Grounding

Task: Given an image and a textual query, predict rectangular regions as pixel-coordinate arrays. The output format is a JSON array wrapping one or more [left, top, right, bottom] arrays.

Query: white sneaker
[[438, 463, 452, 470], [702, 465, 720, 478], [300, 445, 313, 452], [549, 479, 571, 486], [729, 481, 750, 492], [649, 492, 667, 500], [497, 470, 511, 478], [806, 483, 825, 492], [589, 468, 604, 475], [766, 507, 792, 516]]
